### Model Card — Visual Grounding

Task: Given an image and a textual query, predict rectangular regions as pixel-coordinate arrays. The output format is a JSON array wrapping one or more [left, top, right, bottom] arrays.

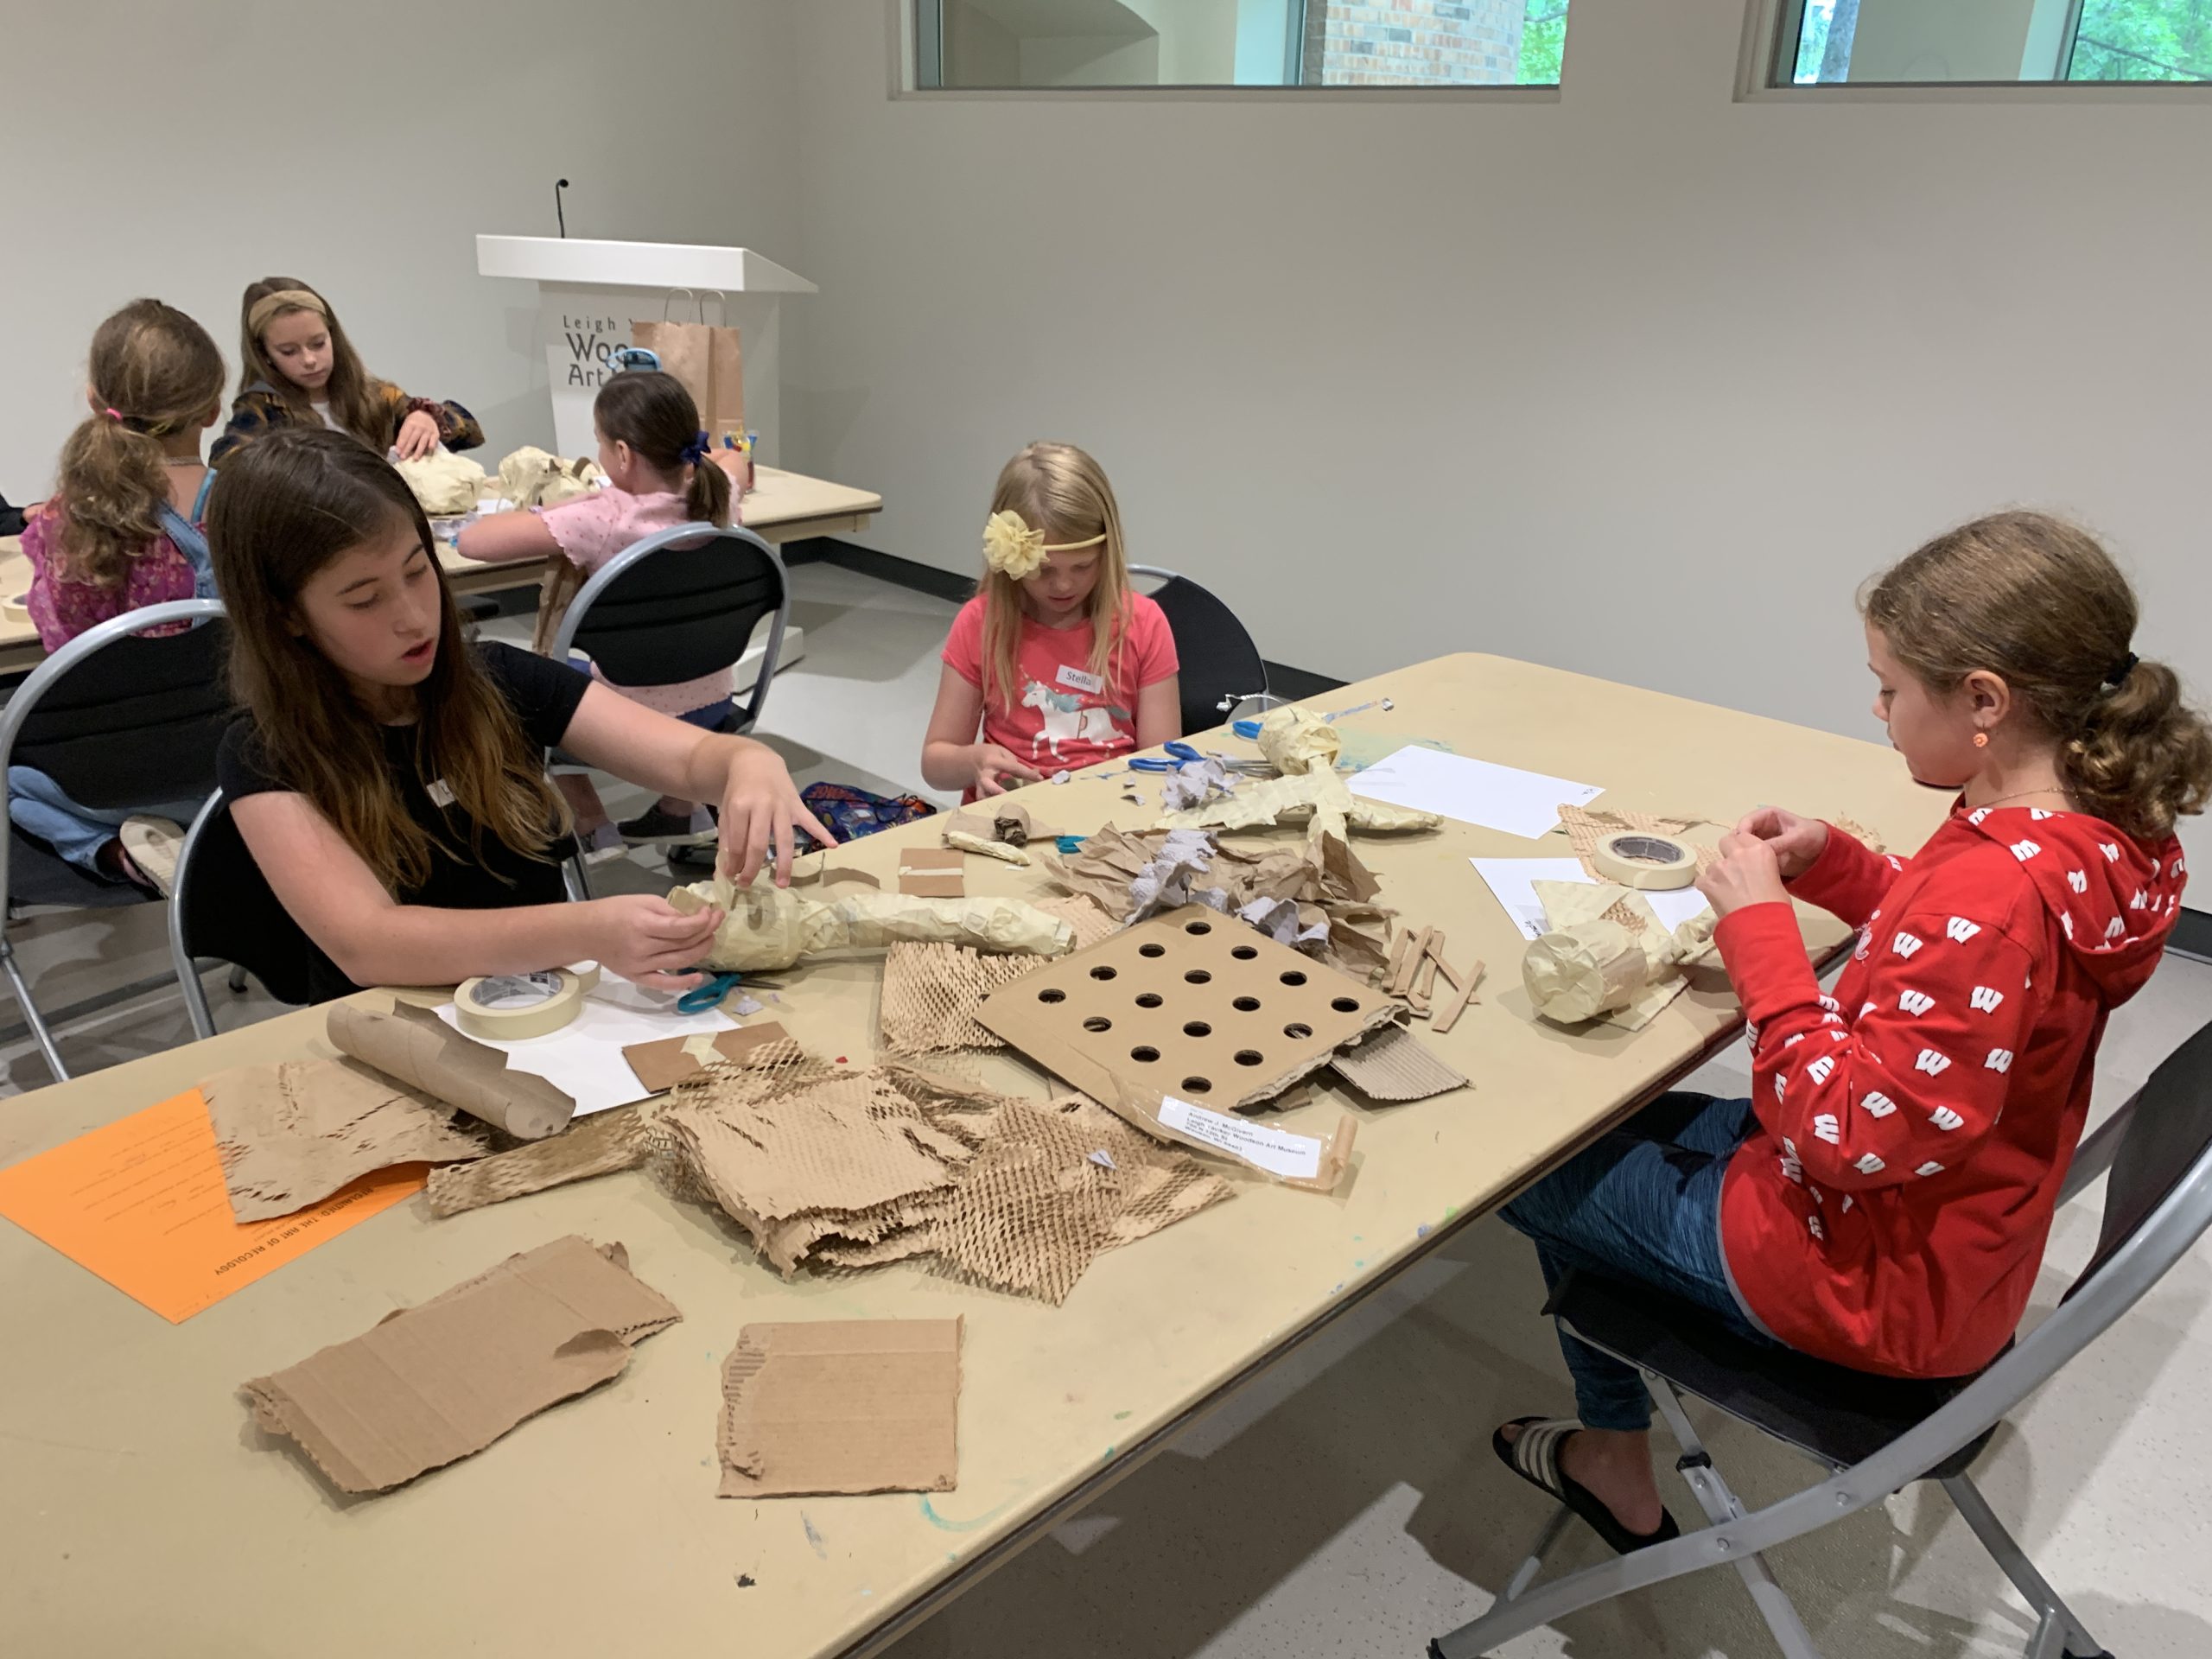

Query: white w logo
[[1970, 986, 2004, 1014], [1893, 931, 1924, 958], [2100, 842, 2121, 862], [2067, 869, 2088, 893], [2011, 839, 2042, 861], [1813, 1113, 1840, 1145], [1898, 989, 1935, 1016], [1929, 1106, 1965, 1131], [1853, 1153, 1885, 1174], [1946, 917, 1980, 943], [1808, 1055, 1835, 1084], [1916, 1049, 1951, 1076], [1986, 1049, 2014, 1073], [2106, 916, 2126, 940], [1859, 1090, 1897, 1118]]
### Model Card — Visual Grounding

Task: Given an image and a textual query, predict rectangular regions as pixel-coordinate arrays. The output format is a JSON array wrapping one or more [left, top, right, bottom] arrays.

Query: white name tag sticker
[[1055, 664, 1106, 696], [426, 779, 457, 808], [1157, 1096, 1323, 1181]]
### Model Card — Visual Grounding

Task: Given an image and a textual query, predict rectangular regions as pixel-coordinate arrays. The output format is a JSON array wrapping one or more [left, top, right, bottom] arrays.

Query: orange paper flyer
[[0, 1090, 422, 1323]]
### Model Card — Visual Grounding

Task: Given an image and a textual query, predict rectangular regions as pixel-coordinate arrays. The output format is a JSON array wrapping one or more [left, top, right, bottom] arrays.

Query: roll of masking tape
[[454, 961, 601, 1040], [1592, 832, 1699, 892]]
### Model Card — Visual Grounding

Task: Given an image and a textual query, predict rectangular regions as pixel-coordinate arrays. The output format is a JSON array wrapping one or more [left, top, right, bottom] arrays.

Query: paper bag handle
[[661, 287, 729, 325]]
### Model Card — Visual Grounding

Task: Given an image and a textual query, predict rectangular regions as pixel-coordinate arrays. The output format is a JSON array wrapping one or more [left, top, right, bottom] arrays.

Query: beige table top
[[0, 467, 883, 670], [0, 652, 1950, 1659]]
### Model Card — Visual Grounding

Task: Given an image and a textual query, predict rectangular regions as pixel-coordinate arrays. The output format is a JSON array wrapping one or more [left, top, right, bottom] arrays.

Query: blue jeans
[[1500, 1092, 1772, 1432], [6, 766, 204, 874]]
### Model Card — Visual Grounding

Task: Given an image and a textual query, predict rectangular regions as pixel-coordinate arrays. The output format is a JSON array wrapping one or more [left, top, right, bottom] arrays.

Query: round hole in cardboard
[[1090, 965, 1118, 981], [1281, 970, 1307, 987], [1130, 1046, 1160, 1063], [1083, 1015, 1112, 1033], [1139, 943, 1166, 958], [1331, 996, 1360, 1013], [1232, 996, 1260, 1012], [1185, 969, 1212, 985], [1183, 1020, 1212, 1038], [1185, 920, 1212, 936], [1235, 1050, 1263, 1066], [1230, 945, 1258, 961], [1039, 988, 1066, 1003], [1135, 993, 1164, 1008], [1181, 1077, 1212, 1093], [1284, 1022, 1313, 1039]]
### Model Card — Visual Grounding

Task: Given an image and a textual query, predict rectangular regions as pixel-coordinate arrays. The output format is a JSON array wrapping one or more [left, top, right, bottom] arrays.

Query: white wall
[[782, 0, 2212, 876], [0, 0, 802, 498]]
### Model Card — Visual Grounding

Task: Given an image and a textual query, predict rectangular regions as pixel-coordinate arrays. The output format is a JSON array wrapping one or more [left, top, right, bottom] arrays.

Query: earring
[[1973, 732, 1989, 748]]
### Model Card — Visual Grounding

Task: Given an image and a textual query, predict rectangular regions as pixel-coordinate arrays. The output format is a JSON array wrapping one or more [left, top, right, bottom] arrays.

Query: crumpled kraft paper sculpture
[[1155, 767, 1438, 843], [496, 445, 604, 510], [393, 451, 487, 517], [1522, 880, 1720, 1031], [1255, 704, 1342, 776], [670, 874, 1074, 973]]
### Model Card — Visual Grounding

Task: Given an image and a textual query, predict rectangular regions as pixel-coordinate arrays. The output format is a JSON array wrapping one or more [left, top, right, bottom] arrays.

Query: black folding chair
[[1433, 1017, 2212, 1659], [168, 790, 320, 1037], [549, 521, 791, 890], [0, 600, 228, 1080], [1127, 564, 1270, 737]]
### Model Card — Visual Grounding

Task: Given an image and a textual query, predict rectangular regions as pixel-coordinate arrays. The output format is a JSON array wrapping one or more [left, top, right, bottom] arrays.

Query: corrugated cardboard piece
[[241, 1236, 680, 1494], [327, 999, 577, 1140], [897, 847, 966, 899], [1330, 1022, 1468, 1104], [203, 1057, 491, 1223], [717, 1318, 961, 1498]]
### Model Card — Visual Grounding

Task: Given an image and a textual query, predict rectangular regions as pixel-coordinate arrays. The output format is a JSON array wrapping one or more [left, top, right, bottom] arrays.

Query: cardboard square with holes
[[979, 904, 1401, 1113]]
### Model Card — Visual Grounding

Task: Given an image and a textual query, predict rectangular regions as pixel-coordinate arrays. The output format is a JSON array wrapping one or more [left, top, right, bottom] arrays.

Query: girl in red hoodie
[[1496, 512, 2212, 1554]]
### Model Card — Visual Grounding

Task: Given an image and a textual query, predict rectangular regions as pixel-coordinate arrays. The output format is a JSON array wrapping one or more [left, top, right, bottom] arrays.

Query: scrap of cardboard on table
[[717, 1318, 963, 1498]]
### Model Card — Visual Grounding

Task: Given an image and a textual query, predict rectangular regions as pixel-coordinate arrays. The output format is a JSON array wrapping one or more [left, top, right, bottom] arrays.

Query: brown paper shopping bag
[[632, 289, 744, 447]]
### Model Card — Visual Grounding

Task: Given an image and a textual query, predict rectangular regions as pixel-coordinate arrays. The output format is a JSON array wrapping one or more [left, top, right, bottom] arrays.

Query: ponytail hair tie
[[680, 429, 710, 466], [103, 407, 124, 423], [2102, 651, 2139, 690]]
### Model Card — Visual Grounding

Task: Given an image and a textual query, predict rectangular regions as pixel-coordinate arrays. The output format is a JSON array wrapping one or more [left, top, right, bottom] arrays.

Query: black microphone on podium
[[555, 178, 570, 238]]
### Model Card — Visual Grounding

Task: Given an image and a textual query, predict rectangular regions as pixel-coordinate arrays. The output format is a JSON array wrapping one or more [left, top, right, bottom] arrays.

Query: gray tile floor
[[6, 560, 2209, 1656]]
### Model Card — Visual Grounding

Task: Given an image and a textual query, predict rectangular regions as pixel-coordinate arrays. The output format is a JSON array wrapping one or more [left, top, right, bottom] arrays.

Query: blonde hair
[[978, 442, 1131, 713], [1864, 511, 2212, 841], [237, 276, 390, 450], [51, 299, 226, 589]]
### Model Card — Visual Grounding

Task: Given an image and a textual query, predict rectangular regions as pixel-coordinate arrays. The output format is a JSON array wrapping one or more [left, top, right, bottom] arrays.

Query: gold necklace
[[1974, 783, 2071, 810]]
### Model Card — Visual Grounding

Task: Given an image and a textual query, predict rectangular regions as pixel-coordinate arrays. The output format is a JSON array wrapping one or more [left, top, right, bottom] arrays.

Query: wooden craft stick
[[1415, 955, 1438, 1001], [1391, 928, 1434, 997], [1423, 931, 1464, 993], [1408, 989, 1433, 1018], [1385, 930, 1419, 995], [1432, 959, 1487, 1036]]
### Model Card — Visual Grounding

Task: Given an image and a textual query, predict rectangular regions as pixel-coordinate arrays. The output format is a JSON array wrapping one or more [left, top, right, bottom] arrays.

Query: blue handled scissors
[[1128, 741, 1208, 774], [677, 971, 745, 1016]]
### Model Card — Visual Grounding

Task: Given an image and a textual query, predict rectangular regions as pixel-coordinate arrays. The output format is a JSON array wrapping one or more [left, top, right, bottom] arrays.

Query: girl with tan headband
[[922, 442, 1179, 798], [210, 276, 481, 467]]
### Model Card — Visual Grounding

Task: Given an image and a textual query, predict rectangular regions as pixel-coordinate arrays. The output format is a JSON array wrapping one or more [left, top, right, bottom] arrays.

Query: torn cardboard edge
[[623, 1020, 797, 1095], [241, 1236, 680, 1495], [717, 1317, 962, 1498], [1330, 1021, 1468, 1104]]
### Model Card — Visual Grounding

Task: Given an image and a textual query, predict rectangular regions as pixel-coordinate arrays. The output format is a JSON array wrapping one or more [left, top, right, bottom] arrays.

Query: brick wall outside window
[[1302, 0, 1527, 86]]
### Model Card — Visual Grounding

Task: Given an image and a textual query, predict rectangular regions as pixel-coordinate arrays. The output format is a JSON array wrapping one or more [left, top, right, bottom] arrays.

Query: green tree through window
[[2070, 0, 2212, 79]]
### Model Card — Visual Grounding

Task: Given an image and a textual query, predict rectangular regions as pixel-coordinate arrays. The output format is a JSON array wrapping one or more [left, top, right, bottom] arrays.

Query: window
[[1778, 0, 2211, 86], [914, 1, 1569, 90]]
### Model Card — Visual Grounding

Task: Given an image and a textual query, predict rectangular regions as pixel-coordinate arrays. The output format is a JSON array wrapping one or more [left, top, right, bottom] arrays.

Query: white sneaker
[[119, 815, 187, 897]]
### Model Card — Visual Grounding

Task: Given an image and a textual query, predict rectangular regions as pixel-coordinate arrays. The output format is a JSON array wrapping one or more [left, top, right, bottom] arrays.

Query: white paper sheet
[[1471, 856, 1713, 942], [435, 976, 735, 1117], [1158, 1096, 1322, 1180], [1351, 747, 1602, 840]]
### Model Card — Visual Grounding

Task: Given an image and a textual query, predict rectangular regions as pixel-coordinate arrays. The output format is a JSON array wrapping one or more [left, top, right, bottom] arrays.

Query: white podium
[[476, 236, 816, 468]]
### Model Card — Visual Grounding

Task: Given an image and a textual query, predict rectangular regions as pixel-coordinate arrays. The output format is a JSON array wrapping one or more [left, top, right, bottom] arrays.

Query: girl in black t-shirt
[[206, 428, 831, 995]]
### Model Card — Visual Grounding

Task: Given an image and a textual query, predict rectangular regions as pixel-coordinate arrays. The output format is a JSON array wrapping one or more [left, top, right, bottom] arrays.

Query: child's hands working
[[393, 409, 442, 461], [1732, 805, 1830, 880], [716, 746, 836, 887], [1695, 830, 1791, 918], [582, 894, 725, 989], [969, 742, 1043, 798]]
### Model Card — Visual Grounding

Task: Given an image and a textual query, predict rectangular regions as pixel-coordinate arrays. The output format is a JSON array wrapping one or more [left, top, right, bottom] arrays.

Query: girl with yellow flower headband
[[923, 442, 1180, 798]]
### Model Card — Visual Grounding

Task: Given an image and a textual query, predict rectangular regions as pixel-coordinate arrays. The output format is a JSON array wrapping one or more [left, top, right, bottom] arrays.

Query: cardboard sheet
[[716, 1319, 962, 1498], [897, 847, 967, 899], [0, 1091, 421, 1323], [429, 976, 736, 1118], [327, 1000, 577, 1139], [242, 1236, 680, 1495], [203, 1057, 491, 1224], [622, 1020, 796, 1095]]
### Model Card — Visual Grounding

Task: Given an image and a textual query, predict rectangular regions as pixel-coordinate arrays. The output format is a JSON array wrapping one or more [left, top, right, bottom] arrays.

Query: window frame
[[1739, 0, 2212, 97]]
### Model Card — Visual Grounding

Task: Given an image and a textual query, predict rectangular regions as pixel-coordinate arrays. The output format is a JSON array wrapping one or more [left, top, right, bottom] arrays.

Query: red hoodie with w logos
[[1713, 805, 2187, 1378]]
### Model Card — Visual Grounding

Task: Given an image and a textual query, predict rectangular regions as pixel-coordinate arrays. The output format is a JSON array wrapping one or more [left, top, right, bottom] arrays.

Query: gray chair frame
[[549, 521, 791, 895], [166, 788, 240, 1042], [1431, 1080, 2195, 1659], [0, 598, 225, 1081]]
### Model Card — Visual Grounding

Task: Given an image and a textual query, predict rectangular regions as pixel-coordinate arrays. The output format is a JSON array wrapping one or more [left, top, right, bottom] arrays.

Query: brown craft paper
[[622, 1021, 796, 1095], [203, 1057, 490, 1224], [898, 847, 967, 899], [716, 1318, 961, 1499], [326, 1000, 577, 1140], [879, 946, 1035, 1056], [241, 1236, 680, 1495], [424, 1108, 649, 1219]]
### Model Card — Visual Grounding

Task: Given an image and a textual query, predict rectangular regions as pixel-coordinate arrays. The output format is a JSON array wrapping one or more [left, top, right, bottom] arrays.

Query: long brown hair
[[205, 429, 569, 892], [594, 371, 730, 524], [237, 276, 390, 451], [979, 442, 1132, 712], [52, 299, 225, 588], [1864, 511, 2212, 840]]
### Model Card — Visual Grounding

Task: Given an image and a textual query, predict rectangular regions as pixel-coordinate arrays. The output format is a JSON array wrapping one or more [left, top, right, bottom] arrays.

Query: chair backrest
[[0, 601, 231, 808], [168, 789, 320, 1009], [551, 523, 789, 728], [1128, 565, 1267, 738], [2071, 1014, 2212, 1296]]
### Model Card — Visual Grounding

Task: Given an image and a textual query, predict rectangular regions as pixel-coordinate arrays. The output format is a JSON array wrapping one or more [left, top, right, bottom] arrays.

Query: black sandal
[[1492, 1416, 1681, 1556]]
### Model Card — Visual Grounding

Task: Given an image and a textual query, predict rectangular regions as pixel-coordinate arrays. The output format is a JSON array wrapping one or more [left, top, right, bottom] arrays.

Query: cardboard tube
[[454, 963, 601, 1040], [1524, 920, 1651, 1025], [1592, 833, 1698, 892]]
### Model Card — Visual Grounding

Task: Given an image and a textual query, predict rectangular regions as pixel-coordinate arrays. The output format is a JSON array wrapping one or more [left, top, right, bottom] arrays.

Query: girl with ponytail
[[8, 299, 226, 886], [455, 370, 741, 852]]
